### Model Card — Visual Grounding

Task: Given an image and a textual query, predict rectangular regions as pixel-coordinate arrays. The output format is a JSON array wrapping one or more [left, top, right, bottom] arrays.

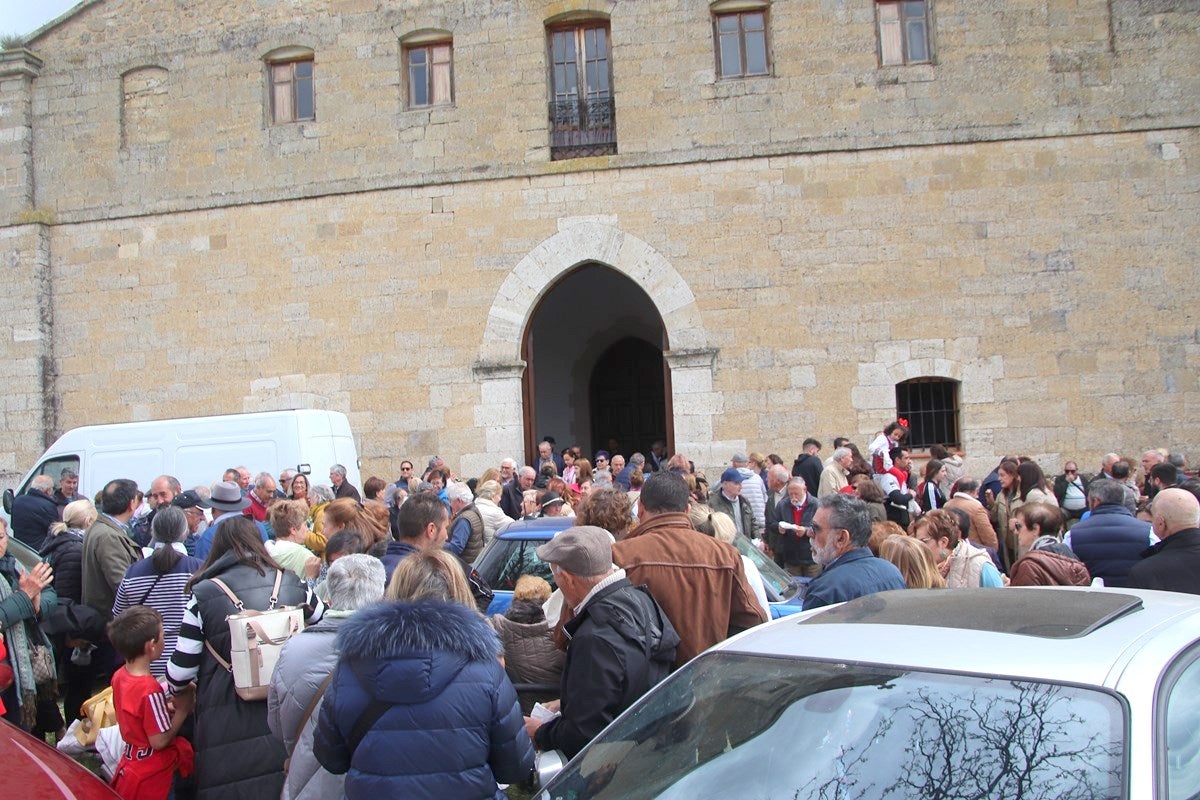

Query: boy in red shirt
[[107, 606, 196, 800]]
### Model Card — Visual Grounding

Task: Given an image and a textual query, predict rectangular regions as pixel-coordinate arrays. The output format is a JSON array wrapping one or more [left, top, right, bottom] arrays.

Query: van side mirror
[[2, 488, 12, 515]]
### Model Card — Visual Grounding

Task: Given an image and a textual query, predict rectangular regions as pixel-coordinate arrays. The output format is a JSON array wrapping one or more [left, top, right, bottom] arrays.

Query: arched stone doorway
[[520, 262, 672, 460], [521, 263, 668, 461], [470, 216, 730, 476]]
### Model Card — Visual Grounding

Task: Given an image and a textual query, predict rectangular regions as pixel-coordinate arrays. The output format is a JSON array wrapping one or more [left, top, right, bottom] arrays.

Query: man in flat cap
[[524, 526, 679, 759]]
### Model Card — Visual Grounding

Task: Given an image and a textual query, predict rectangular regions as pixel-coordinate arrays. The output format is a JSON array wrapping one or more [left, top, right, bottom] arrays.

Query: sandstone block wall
[[0, 0, 1195, 484]]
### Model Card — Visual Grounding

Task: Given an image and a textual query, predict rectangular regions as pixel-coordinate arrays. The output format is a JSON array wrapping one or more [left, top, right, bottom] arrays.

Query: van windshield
[[32, 456, 80, 495]]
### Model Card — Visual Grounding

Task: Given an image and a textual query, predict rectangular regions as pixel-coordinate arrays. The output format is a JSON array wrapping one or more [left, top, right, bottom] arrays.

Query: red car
[[0, 717, 119, 799]]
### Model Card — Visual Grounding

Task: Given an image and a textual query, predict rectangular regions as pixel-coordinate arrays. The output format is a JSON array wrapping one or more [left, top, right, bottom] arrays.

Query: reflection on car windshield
[[544, 653, 1125, 800], [478, 539, 557, 592], [731, 535, 799, 602]]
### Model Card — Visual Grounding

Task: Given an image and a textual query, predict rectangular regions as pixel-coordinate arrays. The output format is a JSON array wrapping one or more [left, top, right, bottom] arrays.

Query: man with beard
[[802, 494, 906, 611]]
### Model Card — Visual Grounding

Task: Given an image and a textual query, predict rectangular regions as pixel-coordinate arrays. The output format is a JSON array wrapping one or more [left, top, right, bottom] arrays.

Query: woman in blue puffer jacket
[[314, 549, 533, 800]]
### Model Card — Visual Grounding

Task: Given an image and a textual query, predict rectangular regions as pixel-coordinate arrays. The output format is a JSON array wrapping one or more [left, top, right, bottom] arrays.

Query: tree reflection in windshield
[[543, 653, 1123, 800]]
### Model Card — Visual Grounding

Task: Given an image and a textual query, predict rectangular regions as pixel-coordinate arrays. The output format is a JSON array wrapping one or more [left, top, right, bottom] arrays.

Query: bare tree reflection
[[793, 681, 1119, 800]]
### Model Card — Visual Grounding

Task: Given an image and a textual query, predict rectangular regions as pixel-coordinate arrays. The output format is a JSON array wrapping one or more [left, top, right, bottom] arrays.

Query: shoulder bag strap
[[348, 698, 392, 756], [267, 569, 284, 610], [208, 577, 245, 611], [283, 671, 335, 772], [203, 577, 244, 673], [134, 572, 166, 608]]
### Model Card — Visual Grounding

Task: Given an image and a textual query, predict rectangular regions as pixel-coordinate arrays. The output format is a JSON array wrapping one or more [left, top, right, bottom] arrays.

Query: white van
[[1, 409, 360, 517]]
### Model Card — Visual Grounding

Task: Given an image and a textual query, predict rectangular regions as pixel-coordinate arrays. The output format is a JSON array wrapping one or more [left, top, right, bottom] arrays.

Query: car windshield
[[543, 652, 1125, 800], [730, 535, 801, 602], [475, 536, 557, 592]]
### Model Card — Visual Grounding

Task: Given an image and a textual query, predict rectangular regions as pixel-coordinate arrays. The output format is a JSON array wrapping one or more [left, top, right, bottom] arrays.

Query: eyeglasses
[[400, 467, 413, 472], [1065, 469, 1077, 474]]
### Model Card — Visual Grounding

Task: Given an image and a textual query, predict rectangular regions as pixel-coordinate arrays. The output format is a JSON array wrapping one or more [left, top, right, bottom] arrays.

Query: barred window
[[895, 377, 959, 450], [547, 21, 616, 160]]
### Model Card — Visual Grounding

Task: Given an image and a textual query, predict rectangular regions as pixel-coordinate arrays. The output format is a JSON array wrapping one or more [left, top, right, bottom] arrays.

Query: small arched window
[[895, 377, 960, 449], [265, 46, 315, 124]]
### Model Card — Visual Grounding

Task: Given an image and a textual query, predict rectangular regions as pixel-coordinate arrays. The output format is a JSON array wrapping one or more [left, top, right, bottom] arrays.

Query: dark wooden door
[[589, 337, 666, 458]]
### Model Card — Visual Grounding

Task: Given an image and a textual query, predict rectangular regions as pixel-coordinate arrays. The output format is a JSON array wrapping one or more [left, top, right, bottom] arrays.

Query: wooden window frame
[[546, 20, 616, 160], [713, 9, 771, 80], [876, 0, 933, 67], [895, 377, 960, 451], [268, 55, 315, 124], [404, 40, 454, 109]]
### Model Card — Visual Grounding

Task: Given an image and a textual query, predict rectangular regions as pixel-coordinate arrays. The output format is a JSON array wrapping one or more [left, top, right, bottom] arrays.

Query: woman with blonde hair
[[385, 548, 475, 607], [880, 534, 946, 589], [473, 480, 509, 545], [43, 498, 96, 606], [489, 575, 563, 709], [688, 508, 770, 617], [317, 549, 532, 798]]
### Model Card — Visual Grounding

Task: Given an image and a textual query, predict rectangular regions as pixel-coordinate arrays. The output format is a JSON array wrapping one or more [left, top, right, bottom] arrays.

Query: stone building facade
[[0, 0, 1196, 484]]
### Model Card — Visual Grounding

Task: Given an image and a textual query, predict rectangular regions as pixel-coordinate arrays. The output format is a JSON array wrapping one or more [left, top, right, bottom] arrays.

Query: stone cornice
[[0, 49, 44, 80]]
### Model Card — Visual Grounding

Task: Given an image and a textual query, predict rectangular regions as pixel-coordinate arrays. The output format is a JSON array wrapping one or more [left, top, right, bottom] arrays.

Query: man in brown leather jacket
[[613, 471, 767, 667]]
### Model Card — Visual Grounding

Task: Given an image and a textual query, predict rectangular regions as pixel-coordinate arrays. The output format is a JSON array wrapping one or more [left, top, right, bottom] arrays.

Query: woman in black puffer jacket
[[40, 499, 94, 606]]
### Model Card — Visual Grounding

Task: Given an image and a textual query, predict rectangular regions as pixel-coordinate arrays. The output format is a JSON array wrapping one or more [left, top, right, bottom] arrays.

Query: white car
[[537, 587, 1200, 799]]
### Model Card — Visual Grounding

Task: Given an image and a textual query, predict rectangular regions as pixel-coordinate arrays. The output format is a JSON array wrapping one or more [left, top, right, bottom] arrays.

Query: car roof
[[714, 587, 1200, 687], [496, 516, 573, 539]]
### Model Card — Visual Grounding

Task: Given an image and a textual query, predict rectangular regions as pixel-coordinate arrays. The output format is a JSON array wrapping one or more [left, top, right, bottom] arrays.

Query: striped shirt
[[166, 572, 324, 693], [112, 552, 204, 679]]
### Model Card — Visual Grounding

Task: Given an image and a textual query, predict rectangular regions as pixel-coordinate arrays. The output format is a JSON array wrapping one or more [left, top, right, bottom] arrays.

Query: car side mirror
[[2, 488, 12, 515], [535, 748, 566, 789]]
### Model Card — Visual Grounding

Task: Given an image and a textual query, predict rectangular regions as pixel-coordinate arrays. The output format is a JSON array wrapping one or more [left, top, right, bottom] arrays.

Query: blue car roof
[[496, 516, 574, 540]]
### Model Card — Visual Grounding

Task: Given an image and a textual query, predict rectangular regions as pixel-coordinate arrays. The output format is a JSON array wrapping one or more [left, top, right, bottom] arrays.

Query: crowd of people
[[0, 423, 1197, 800]]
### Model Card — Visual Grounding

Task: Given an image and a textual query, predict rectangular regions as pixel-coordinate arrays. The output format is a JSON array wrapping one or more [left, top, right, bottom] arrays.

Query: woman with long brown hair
[[989, 459, 1021, 569], [167, 517, 323, 800]]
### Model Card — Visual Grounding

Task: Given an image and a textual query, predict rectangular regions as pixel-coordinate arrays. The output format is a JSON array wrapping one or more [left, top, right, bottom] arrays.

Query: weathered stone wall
[[41, 127, 1200, 480], [0, 0, 1196, 482], [13, 0, 1198, 224], [0, 223, 54, 486]]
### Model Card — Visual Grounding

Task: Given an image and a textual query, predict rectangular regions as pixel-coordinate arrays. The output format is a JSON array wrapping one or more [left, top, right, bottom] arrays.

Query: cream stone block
[[857, 362, 891, 388], [874, 341, 911, 365], [429, 385, 452, 409], [910, 339, 945, 359], [668, 367, 713, 394], [790, 365, 817, 389], [851, 385, 894, 412]]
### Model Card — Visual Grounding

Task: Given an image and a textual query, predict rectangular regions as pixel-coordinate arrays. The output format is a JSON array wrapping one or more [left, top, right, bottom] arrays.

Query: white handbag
[[204, 570, 304, 701]]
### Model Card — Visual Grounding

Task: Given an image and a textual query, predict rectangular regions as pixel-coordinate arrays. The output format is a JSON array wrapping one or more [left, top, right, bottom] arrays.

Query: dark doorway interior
[[521, 263, 670, 463], [589, 337, 666, 459]]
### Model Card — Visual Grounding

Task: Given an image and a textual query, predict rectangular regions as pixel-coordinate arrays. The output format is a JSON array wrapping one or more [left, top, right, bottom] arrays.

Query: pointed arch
[[468, 217, 722, 475]]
